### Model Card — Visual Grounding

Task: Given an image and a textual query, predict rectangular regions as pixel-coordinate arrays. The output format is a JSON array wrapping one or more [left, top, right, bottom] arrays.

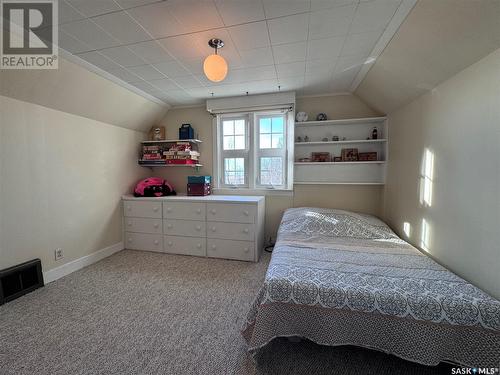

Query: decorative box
[[358, 152, 378, 161], [188, 176, 211, 184], [179, 124, 194, 139], [187, 183, 211, 196]]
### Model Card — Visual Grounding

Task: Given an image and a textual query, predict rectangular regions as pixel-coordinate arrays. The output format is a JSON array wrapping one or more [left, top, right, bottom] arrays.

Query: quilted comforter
[[242, 208, 500, 367]]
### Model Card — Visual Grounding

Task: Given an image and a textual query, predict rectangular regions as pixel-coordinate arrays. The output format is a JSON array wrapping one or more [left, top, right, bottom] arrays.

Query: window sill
[[213, 188, 293, 197]]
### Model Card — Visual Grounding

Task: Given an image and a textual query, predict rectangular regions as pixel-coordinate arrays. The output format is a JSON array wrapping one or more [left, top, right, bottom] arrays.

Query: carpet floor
[[0, 250, 454, 375]]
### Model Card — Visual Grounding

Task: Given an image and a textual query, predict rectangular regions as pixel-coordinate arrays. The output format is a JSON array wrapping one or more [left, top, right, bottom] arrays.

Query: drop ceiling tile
[[305, 59, 336, 75], [272, 41, 307, 64], [310, 0, 358, 12], [181, 58, 205, 76], [268, 13, 309, 45], [308, 4, 356, 39], [105, 67, 143, 83], [61, 19, 119, 50], [128, 65, 166, 80], [185, 87, 212, 99], [307, 36, 345, 60], [228, 21, 270, 51], [166, 0, 224, 32], [334, 55, 366, 74], [342, 30, 382, 57], [66, 0, 121, 17], [215, 0, 266, 26], [115, 0, 159, 9], [98, 46, 146, 67], [59, 1, 85, 24], [93, 11, 150, 45], [129, 80, 158, 92], [276, 61, 305, 78], [153, 61, 191, 78], [149, 78, 180, 91], [128, 2, 187, 39], [127, 41, 174, 64], [262, 0, 311, 18], [157, 35, 205, 60], [172, 75, 206, 89], [245, 79, 280, 94], [277, 76, 305, 90], [58, 30, 91, 54], [77, 51, 122, 70], [239, 47, 275, 67], [190, 29, 243, 68], [227, 65, 277, 84], [350, 0, 401, 34]]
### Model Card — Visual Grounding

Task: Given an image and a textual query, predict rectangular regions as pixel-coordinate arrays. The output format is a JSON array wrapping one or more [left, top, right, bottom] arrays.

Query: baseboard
[[43, 242, 124, 284]]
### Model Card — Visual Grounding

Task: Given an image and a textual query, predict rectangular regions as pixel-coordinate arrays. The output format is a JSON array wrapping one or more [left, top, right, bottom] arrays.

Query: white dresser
[[122, 195, 265, 262]]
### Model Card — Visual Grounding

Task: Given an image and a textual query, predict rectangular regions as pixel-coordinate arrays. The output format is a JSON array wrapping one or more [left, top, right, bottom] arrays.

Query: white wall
[[0, 95, 148, 272], [383, 48, 500, 299]]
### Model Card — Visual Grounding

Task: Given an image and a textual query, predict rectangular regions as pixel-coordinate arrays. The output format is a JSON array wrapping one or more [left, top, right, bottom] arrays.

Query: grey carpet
[[0, 250, 453, 375]]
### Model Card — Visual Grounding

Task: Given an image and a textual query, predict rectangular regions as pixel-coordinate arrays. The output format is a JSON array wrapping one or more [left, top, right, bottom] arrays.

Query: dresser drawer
[[124, 201, 162, 218], [125, 232, 162, 252], [163, 202, 206, 221], [206, 239, 254, 261], [163, 220, 206, 237], [164, 235, 206, 257], [207, 222, 255, 241], [206, 203, 256, 223], [125, 218, 162, 234]]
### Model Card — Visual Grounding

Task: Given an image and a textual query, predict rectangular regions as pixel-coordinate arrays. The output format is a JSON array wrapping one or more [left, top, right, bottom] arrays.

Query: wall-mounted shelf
[[141, 139, 202, 144], [294, 116, 388, 185], [295, 139, 386, 146], [295, 116, 386, 127], [138, 162, 203, 168]]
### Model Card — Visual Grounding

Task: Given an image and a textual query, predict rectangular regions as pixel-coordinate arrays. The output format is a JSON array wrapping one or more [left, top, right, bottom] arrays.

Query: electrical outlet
[[54, 248, 63, 261]]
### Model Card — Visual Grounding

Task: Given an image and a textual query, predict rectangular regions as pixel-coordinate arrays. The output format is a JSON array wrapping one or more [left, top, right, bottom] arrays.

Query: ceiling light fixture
[[203, 38, 228, 83]]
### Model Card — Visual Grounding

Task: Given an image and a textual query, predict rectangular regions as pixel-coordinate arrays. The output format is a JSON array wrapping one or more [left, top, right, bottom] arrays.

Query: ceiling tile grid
[[56, 0, 407, 106]]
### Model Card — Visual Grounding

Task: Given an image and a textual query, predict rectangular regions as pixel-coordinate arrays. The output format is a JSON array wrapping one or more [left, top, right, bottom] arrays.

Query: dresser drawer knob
[[211, 245, 216, 250], [153, 207, 159, 212], [154, 240, 159, 245], [196, 243, 202, 249], [243, 210, 249, 216], [127, 206, 131, 211], [244, 247, 250, 253], [210, 209, 216, 214], [128, 238, 132, 242], [243, 228, 249, 233], [154, 223, 159, 228], [167, 223, 173, 229], [166, 207, 172, 213], [127, 222, 132, 226], [196, 225, 201, 231], [196, 208, 202, 214], [211, 227, 216, 232], [168, 241, 173, 246]]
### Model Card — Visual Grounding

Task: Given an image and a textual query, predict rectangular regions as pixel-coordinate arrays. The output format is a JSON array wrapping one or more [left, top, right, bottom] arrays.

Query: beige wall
[[157, 94, 383, 241], [383, 48, 500, 299], [0, 95, 149, 272]]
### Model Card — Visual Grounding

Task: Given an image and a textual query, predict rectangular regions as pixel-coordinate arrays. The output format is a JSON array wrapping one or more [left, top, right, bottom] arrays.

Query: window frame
[[214, 109, 293, 192]]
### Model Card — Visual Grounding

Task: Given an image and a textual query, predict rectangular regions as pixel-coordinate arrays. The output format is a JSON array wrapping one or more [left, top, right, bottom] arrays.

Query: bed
[[242, 208, 500, 367]]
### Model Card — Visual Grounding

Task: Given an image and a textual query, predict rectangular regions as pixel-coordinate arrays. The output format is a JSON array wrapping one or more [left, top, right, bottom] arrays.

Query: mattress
[[242, 207, 500, 367]]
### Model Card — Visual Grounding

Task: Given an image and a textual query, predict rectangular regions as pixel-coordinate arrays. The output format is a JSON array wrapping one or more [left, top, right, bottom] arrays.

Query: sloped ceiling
[[355, 0, 500, 114], [0, 53, 168, 131]]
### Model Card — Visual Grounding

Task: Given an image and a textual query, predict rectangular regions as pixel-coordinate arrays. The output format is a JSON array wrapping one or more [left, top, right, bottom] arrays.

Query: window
[[215, 110, 293, 191]]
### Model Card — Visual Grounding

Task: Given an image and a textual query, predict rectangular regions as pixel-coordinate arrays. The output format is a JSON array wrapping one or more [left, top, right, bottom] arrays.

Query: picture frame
[[311, 152, 331, 162], [341, 148, 358, 161]]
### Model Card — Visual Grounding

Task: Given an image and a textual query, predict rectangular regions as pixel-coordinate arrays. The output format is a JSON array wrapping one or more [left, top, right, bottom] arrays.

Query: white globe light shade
[[203, 54, 228, 82]]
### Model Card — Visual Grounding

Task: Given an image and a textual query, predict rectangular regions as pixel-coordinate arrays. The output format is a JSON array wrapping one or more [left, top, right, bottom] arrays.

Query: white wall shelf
[[295, 116, 386, 127], [141, 139, 202, 144], [138, 163, 203, 168], [295, 139, 386, 146], [294, 116, 388, 185]]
